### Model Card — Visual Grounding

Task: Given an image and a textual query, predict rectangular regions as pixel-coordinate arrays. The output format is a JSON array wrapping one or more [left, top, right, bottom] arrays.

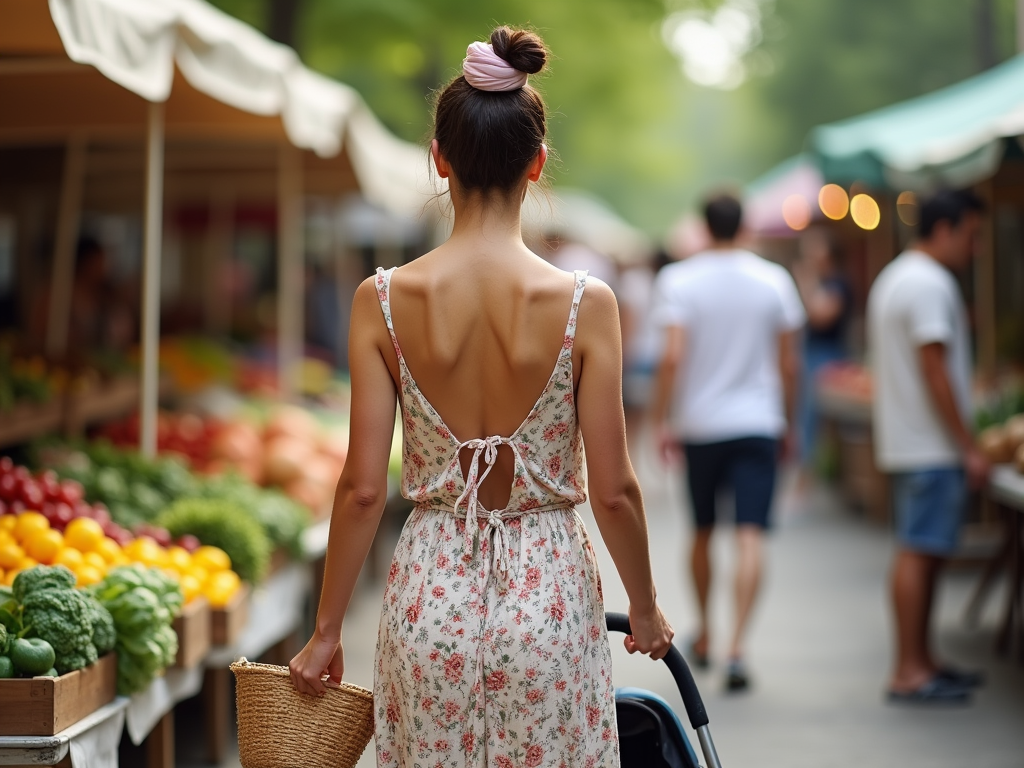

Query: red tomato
[[0, 473, 17, 501], [0, 456, 13, 474], [19, 480, 44, 509], [53, 502, 74, 528]]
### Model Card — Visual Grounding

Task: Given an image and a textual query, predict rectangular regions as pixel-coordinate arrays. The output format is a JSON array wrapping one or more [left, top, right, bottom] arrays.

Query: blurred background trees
[[209, 0, 1021, 234]]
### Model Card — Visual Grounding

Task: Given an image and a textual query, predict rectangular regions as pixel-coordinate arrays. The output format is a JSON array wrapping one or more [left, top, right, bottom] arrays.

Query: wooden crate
[[211, 583, 251, 647], [172, 597, 212, 669], [0, 653, 117, 736]]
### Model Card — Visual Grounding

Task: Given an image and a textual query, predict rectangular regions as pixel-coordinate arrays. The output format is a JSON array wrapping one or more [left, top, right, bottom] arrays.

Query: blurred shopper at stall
[[619, 249, 672, 432], [793, 228, 851, 479], [547, 232, 619, 291], [288, 27, 674, 766], [653, 193, 804, 691], [868, 189, 989, 705]]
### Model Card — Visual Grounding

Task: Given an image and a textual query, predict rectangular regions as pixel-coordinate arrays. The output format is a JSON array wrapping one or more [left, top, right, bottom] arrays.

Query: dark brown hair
[[434, 27, 549, 195]]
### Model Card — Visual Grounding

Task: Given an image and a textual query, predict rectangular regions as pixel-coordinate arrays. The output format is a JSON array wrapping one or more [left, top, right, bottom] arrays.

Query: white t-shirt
[[867, 250, 972, 470], [654, 249, 806, 442]]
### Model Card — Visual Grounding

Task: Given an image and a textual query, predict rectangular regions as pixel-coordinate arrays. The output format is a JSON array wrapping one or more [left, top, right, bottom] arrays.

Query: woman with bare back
[[290, 26, 674, 767]]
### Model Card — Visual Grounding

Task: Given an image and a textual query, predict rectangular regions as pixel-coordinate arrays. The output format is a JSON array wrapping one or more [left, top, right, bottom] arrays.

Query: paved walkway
[[182, 442, 1024, 768]]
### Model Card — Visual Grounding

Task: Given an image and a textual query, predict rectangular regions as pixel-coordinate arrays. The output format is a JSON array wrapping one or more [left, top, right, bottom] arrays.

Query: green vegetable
[[12, 565, 76, 603], [22, 587, 97, 674], [197, 474, 309, 557], [0, 656, 12, 678], [93, 566, 180, 694], [10, 637, 56, 676], [0, 585, 12, 602], [83, 595, 116, 656], [0, 623, 8, 655], [43, 668, 59, 677], [156, 498, 271, 583]]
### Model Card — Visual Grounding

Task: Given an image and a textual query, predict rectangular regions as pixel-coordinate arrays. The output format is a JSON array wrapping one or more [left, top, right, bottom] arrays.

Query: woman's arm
[[290, 277, 399, 696], [575, 279, 674, 660]]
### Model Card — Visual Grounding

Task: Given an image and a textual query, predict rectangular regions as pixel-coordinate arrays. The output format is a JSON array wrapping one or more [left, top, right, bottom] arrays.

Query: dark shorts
[[890, 467, 966, 556], [683, 437, 779, 530]]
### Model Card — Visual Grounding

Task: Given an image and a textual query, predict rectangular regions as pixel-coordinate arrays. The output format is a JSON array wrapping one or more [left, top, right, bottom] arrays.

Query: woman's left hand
[[289, 630, 344, 697]]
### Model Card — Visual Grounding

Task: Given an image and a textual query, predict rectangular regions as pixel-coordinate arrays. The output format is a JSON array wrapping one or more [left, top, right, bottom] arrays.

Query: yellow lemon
[[205, 569, 241, 607], [64, 518, 104, 553], [3, 567, 21, 586], [18, 556, 38, 571], [166, 546, 192, 571], [25, 529, 64, 565], [75, 564, 104, 587], [82, 551, 107, 572], [179, 574, 202, 603], [185, 564, 209, 585], [94, 537, 122, 564], [14, 512, 49, 543], [0, 515, 15, 532], [0, 541, 24, 570], [54, 547, 84, 570], [192, 546, 231, 573]]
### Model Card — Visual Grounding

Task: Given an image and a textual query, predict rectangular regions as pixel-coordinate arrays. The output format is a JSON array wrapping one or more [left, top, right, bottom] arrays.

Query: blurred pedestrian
[[868, 189, 989, 705], [793, 227, 851, 481], [288, 26, 674, 767], [547, 233, 619, 291], [653, 192, 804, 691]]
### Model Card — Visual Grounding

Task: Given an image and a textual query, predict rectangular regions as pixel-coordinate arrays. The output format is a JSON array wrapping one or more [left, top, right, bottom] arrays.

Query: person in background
[[793, 227, 851, 481], [619, 249, 672, 436], [653, 192, 804, 692], [547, 232, 619, 292], [867, 189, 989, 705]]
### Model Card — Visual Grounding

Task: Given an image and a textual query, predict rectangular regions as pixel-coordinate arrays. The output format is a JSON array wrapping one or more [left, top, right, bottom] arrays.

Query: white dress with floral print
[[373, 267, 619, 768]]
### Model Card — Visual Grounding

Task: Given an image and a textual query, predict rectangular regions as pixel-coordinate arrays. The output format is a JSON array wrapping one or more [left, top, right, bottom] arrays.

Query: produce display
[[98, 403, 346, 514], [0, 565, 115, 676], [978, 413, 1024, 472], [37, 441, 308, 557], [91, 565, 182, 694]]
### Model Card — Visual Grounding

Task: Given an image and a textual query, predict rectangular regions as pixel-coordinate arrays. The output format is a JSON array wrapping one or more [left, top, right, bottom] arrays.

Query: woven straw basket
[[231, 658, 374, 768]]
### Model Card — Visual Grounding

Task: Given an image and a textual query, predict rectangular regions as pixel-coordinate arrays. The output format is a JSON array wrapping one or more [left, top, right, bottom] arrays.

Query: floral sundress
[[373, 267, 619, 768]]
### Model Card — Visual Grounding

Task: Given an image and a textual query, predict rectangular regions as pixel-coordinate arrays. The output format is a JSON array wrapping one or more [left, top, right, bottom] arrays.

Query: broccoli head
[[22, 587, 93, 665], [82, 595, 116, 656], [12, 565, 76, 603], [55, 642, 99, 675]]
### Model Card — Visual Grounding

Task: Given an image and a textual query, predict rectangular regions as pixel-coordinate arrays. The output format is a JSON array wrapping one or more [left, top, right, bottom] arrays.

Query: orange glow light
[[850, 194, 881, 230], [818, 184, 849, 220], [782, 194, 811, 231], [896, 191, 919, 227]]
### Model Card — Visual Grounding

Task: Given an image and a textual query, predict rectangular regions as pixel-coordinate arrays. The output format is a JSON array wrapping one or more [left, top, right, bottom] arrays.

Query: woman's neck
[[447, 187, 526, 250]]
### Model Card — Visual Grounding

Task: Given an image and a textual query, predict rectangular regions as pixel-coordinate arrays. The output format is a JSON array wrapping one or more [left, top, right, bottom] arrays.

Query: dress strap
[[562, 270, 589, 353], [374, 267, 403, 361]]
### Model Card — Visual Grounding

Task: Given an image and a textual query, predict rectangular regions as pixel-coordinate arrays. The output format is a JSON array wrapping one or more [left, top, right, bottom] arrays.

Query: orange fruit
[[185, 564, 209, 585], [14, 512, 49, 543], [94, 537, 123, 564], [193, 546, 230, 573], [166, 546, 192, 571], [179, 574, 202, 603], [64, 518, 104, 553], [82, 551, 107, 572], [18, 556, 38, 571], [3, 568, 20, 586], [0, 515, 15, 532], [54, 547, 84, 570], [0, 529, 14, 548], [25, 529, 63, 565], [0, 542, 25, 570], [74, 564, 104, 587], [204, 569, 241, 607]]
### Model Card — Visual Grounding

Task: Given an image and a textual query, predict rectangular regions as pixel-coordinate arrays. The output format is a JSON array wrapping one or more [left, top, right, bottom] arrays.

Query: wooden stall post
[[45, 134, 86, 360], [277, 144, 304, 400], [204, 185, 235, 336], [976, 179, 997, 379], [140, 102, 165, 459], [145, 710, 175, 768]]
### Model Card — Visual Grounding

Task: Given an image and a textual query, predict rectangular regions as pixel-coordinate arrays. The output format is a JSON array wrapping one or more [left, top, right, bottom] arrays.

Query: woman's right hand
[[289, 629, 345, 697], [624, 602, 675, 661]]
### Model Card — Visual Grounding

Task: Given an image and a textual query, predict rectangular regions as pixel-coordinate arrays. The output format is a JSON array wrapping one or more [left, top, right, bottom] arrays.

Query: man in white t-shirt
[[653, 193, 804, 692], [867, 189, 989, 705]]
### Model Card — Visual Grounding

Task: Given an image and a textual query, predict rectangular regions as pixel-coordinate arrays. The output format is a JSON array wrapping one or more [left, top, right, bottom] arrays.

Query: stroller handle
[[606, 612, 709, 730]]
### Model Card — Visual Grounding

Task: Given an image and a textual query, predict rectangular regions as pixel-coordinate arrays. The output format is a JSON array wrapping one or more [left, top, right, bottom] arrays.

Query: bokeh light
[[896, 191, 919, 227], [818, 184, 849, 220], [782, 194, 812, 231], [850, 194, 881, 230]]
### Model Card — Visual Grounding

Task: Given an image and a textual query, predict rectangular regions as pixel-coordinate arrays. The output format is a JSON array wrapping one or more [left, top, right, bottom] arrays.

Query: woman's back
[[385, 249, 582, 510]]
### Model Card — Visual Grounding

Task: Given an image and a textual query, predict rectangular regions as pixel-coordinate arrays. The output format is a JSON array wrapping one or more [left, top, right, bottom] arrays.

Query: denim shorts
[[890, 467, 966, 556], [683, 437, 778, 530]]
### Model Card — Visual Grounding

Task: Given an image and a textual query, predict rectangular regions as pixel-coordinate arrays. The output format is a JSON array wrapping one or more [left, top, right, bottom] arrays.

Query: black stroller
[[606, 613, 724, 768]]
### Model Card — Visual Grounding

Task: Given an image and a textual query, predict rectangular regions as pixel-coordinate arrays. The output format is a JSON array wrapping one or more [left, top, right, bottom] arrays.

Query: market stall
[[0, 0, 427, 765]]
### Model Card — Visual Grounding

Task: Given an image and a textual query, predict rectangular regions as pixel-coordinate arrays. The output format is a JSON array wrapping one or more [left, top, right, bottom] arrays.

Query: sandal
[[887, 676, 971, 705], [725, 659, 750, 693], [687, 640, 710, 670], [937, 667, 984, 688]]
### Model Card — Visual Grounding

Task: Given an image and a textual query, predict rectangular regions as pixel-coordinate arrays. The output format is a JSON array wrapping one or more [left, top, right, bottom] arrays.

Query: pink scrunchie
[[462, 41, 528, 92]]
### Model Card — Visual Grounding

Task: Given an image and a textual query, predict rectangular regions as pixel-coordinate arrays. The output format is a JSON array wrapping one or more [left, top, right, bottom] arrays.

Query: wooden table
[[986, 466, 1024, 662], [0, 698, 129, 767]]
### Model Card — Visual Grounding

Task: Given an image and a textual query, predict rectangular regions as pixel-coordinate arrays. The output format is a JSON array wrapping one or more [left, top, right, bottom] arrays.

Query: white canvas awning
[[0, 0, 433, 217]]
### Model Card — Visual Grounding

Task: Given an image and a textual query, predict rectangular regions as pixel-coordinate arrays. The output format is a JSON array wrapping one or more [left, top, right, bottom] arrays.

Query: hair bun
[[490, 26, 547, 75]]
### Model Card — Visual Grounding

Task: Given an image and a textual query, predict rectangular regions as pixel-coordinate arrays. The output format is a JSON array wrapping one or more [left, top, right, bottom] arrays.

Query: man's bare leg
[[691, 527, 713, 656], [728, 524, 763, 660], [890, 548, 940, 691]]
